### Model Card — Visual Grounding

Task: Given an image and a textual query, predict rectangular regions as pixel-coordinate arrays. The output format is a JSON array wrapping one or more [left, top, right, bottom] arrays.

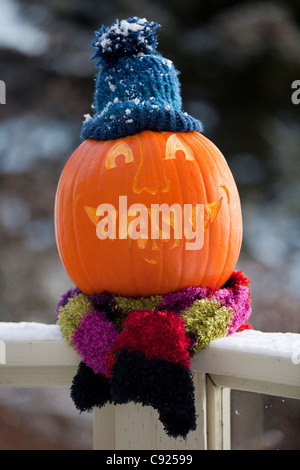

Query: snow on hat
[[81, 17, 203, 141]]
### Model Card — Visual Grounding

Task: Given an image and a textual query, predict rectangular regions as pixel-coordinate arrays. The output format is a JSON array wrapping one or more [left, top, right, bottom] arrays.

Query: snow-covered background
[[0, 0, 299, 450]]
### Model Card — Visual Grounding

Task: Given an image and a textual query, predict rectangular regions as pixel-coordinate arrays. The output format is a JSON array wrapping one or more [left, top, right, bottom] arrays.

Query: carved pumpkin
[[55, 130, 242, 297]]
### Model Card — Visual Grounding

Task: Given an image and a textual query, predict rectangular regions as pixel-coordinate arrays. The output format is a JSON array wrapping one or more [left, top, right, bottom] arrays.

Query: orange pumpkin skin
[[55, 130, 242, 297]]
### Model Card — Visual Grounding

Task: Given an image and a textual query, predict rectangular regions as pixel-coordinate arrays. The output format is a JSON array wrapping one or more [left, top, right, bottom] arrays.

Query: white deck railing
[[0, 323, 299, 450]]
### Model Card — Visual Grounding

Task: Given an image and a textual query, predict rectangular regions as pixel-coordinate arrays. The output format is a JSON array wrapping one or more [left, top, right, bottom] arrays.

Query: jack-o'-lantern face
[[83, 134, 229, 263], [55, 130, 242, 296]]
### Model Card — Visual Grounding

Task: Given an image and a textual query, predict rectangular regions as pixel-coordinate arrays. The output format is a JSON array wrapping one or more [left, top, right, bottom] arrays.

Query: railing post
[[206, 374, 231, 450], [92, 371, 208, 450], [93, 404, 116, 450]]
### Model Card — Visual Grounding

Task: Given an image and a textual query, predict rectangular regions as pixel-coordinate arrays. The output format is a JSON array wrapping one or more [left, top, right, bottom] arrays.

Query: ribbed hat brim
[[81, 105, 203, 141]]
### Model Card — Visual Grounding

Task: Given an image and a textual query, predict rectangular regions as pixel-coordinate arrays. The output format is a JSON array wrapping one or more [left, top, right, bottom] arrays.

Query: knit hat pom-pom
[[91, 17, 160, 63]]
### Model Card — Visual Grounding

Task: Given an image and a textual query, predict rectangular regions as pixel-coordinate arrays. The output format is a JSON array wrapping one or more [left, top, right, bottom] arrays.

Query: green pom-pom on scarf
[[57, 293, 92, 345], [181, 299, 233, 355], [113, 295, 162, 330]]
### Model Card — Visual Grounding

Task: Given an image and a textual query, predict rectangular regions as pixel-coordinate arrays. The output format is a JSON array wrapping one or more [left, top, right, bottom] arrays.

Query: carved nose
[[132, 146, 170, 195], [133, 169, 170, 195]]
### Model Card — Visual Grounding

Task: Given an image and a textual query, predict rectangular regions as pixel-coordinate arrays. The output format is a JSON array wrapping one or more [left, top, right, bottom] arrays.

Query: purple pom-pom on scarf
[[212, 286, 251, 334], [89, 291, 116, 320], [72, 310, 119, 375], [159, 286, 208, 313]]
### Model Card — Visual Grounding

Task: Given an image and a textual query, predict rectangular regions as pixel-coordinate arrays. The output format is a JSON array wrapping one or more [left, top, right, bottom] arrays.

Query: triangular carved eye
[[105, 141, 134, 169], [164, 134, 195, 161]]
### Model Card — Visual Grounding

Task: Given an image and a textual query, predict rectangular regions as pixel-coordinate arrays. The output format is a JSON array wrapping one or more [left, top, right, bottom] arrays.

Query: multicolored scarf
[[55, 270, 251, 438]]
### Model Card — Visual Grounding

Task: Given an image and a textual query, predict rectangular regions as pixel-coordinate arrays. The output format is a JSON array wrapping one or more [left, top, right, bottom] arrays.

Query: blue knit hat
[[81, 17, 203, 141]]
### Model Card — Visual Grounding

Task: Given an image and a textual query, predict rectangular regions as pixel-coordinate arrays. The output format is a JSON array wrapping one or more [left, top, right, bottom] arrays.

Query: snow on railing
[[0, 322, 299, 450]]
